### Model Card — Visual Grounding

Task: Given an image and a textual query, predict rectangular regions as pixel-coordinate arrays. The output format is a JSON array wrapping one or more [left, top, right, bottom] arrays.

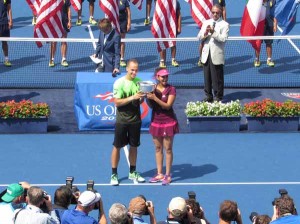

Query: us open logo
[[86, 92, 149, 121], [281, 93, 300, 100]]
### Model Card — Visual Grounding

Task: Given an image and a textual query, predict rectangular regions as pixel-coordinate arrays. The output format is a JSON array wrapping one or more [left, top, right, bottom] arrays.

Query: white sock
[[62, 57, 66, 62], [5, 57, 9, 61]]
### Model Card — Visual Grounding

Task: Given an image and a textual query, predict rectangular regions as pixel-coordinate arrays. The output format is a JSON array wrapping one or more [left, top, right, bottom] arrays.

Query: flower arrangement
[[185, 100, 242, 117], [243, 99, 300, 117], [0, 100, 50, 119]]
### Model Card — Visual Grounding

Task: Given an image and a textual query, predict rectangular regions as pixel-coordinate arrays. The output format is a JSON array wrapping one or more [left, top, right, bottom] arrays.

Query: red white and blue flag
[[26, 0, 42, 16], [70, 0, 82, 12], [34, 0, 65, 47], [130, 0, 143, 10], [151, 0, 177, 52], [187, 0, 213, 27], [240, 0, 266, 51], [99, 0, 120, 33]]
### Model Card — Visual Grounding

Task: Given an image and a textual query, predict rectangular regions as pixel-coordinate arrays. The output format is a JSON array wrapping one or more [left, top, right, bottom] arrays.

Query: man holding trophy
[[110, 58, 147, 186]]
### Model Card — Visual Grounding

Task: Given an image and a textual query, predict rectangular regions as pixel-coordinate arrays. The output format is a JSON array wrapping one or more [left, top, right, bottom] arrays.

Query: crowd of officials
[[1, 182, 300, 224]]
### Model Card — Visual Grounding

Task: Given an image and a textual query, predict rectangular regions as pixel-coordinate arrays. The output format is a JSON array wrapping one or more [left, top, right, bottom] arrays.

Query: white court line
[[87, 25, 97, 50], [1, 182, 300, 187], [277, 26, 300, 54]]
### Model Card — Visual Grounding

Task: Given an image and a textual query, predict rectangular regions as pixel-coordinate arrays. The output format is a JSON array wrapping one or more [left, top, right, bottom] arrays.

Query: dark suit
[[95, 29, 121, 72]]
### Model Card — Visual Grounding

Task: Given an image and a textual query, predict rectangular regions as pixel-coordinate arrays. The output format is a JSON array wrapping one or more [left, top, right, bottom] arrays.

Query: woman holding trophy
[[146, 68, 179, 185]]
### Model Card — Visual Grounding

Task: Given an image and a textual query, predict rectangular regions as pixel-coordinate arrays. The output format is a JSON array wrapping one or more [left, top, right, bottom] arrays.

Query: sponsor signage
[[74, 72, 155, 131]]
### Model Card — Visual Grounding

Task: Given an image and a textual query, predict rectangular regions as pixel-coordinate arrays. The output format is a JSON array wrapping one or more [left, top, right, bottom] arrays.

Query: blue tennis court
[[1, 0, 300, 223]]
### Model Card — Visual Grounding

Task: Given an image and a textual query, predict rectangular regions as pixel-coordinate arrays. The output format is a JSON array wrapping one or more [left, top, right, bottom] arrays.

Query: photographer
[[271, 196, 300, 224], [14, 186, 60, 224], [61, 190, 107, 224], [53, 185, 79, 221], [0, 182, 29, 224], [250, 213, 271, 224], [158, 197, 193, 224], [128, 196, 156, 224], [109, 203, 133, 224], [218, 200, 242, 224], [186, 191, 210, 224]]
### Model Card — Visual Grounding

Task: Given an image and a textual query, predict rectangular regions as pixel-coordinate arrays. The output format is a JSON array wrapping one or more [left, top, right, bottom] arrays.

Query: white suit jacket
[[198, 18, 229, 65]]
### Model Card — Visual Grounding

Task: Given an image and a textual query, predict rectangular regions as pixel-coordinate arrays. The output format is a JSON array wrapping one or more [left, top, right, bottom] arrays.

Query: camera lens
[[249, 212, 258, 222]]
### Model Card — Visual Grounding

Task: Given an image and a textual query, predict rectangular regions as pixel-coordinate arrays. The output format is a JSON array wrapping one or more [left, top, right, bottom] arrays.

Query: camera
[[272, 188, 288, 206], [188, 191, 196, 200], [65, 176, 79, 204], [86, 180, 100, 210], [249, 212, 259, 223]]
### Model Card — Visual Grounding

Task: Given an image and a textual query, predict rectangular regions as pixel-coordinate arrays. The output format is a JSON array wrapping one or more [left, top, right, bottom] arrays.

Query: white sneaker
[[110, 174, 119, 186]]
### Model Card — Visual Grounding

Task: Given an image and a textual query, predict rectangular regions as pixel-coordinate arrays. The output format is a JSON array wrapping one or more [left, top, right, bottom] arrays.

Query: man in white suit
[[198, 4, 229, 102]]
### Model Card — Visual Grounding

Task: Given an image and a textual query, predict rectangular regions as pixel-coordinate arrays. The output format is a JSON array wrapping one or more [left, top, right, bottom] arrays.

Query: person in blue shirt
[[271, 196, 300, 224], [61, 190, 107, 224]]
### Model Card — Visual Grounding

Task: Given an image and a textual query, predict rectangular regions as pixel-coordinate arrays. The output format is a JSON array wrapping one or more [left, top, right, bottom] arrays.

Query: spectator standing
[[271, 196, 300, 224], [0, 0, 12, 67], [61, 190, 107, 224], [14, 186, 60, 224], [128, 196, 157, 224], [218, 200, 242, 224], [76, 0, 97, 26], [157, 197, 193, 224], [159, 0, 181, 68], [146, 68, 179, 185], [0, 183, 28, 224], [198, 4, 229, 103], [198, 0, 226, 67], [94, 18, 121, 75], [119, 0, 131, 67], [110, 58, 146, 186], [49, 0, 72, 67], [254, 0, 277, 67]]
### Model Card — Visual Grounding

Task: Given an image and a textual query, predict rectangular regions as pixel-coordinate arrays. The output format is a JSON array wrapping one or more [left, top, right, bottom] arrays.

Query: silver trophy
[[138, 81, 155, 93]]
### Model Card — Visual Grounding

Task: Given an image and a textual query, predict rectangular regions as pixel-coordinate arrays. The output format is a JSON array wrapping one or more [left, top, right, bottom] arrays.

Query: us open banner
[[74, 72, 155, 131]]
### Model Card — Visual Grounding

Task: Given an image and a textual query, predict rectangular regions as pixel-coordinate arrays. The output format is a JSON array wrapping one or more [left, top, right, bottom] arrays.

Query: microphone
[[212, 22, 216, 29]]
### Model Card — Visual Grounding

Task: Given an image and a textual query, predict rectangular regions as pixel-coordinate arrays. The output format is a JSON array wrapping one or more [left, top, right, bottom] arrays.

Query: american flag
[[70, 0, 82, 12], [187, 0, 213, 27], [99, 0, 120, 33], [130, 0, 143, 10], [151, 0, 177, 52], [34, 0, 65, 47], [26, 0, 41, 16]]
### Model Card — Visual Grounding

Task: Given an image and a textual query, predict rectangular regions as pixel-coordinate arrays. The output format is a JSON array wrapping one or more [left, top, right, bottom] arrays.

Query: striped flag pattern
[[151, 0, 177, 52], [188, 0, 213, 27], [99, 0, 120, 33], [70, 0, 82, 12], [34, 0, 65, 47], [26, 0, 42, 16], [130, 0, 143, 10], [240, 0, 266, 51]]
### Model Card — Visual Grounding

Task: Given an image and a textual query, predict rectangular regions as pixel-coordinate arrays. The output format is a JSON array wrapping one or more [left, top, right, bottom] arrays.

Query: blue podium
[[74, 72, 155, 131]]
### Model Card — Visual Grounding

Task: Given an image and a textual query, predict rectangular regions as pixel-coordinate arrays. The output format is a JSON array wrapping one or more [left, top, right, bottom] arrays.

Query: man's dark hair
[[27, 186, 44, 206], [219, 200, 238, 222], [254, 215, 271, 224], [276, 195, 295, 216], [54, 186, 73, 209]]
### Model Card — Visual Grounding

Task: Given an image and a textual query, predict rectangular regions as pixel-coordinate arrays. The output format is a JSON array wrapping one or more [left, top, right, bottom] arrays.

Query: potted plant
[[185, 100, 242, 132], [243, 99, 300, 131], [0, 100, 50, 133]]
